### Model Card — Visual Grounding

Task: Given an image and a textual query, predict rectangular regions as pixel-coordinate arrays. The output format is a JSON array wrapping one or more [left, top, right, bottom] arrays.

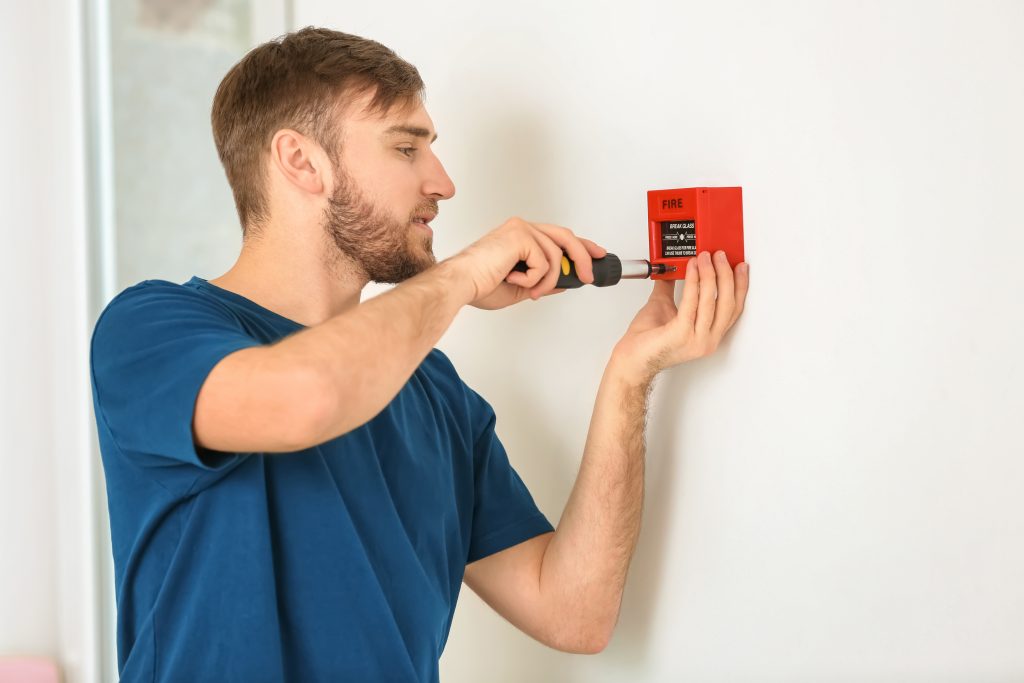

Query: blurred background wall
[[0, 3, 98, 682], [2, 1, 1023, 682]]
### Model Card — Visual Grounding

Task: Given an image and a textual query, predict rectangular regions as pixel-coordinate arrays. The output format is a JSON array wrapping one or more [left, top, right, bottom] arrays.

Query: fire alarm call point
[[648, 187, 744, 280]]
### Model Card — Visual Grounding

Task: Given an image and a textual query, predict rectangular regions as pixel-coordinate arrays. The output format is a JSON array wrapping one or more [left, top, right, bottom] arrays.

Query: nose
[[422, 152, 456, 200]]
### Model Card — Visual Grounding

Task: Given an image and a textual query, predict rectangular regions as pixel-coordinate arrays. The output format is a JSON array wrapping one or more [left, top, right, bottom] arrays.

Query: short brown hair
[[211, 27, 424, 233]]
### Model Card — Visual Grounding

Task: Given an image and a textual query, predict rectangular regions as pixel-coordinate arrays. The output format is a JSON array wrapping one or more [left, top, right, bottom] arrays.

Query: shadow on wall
[[443, 106, 581, 682], [448, 102, 737, 681], [605, 340, 739, 675], [456, 104, 568, 222], [451, 104, 687, 681]]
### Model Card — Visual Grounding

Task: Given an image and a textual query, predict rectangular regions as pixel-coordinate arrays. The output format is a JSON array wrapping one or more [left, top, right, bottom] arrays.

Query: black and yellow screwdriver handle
[[512, 253, 623, 288]]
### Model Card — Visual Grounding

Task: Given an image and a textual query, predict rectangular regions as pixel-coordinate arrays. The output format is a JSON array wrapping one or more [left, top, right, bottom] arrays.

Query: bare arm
[[463, 357, 651, 653], [193, 218, 607, 454], [538, 360, 652, 650], [193, 259, 476, 453], [463, 250, 749, 653]]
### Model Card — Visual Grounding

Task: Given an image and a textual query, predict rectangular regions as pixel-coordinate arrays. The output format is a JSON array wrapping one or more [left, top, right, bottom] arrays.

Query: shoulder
[[90, 279, 250, 370], [417, 347, 465, 397], [96, 279, 216, 321], [93, 279, 233, 338], [93, 281, 171, 346], [96, 280, 184, 324], [423, 347, 458, 375], [419, 348, 497, 428]]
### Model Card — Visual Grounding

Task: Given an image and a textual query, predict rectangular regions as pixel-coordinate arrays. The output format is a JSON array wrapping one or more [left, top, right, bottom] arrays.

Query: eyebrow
[[383, 125, 438, 143]]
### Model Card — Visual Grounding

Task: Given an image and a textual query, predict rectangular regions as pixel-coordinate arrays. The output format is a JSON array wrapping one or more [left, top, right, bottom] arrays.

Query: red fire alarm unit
[[648, 187, 744, 280]]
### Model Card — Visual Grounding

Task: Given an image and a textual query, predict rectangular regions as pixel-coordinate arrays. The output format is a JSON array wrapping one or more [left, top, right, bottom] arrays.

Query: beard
[[322, 165, 438, 284]]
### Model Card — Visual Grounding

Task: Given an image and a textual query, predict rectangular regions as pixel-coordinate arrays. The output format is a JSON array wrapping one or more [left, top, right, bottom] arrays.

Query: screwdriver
[[512, 253, 676, 288]]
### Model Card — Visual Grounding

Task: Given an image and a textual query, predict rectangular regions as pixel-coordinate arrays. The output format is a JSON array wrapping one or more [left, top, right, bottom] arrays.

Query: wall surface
[[291, 2, 1024, 681], [0, 2, 100, 682], [0, 1, 60, 656]]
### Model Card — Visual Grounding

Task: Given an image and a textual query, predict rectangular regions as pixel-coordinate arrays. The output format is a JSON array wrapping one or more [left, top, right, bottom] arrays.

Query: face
[[322, 94, 456, 284]]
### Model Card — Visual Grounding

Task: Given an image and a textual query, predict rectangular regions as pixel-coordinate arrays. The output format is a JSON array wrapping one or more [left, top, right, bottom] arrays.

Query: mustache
[[413, 199, 439, 219]]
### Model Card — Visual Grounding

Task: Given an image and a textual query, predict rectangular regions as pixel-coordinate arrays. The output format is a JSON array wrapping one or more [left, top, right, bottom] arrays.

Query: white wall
[[0, 0, 58, 652], [298, 2, 1024, 681], [0, 2, 101, 683]]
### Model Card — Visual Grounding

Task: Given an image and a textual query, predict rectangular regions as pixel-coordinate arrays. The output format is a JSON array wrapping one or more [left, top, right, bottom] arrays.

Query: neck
[[210, 220, 367, 327]]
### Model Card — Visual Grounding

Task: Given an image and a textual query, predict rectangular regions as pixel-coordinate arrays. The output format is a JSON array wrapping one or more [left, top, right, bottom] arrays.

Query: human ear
[[269, 128, 326, 196]]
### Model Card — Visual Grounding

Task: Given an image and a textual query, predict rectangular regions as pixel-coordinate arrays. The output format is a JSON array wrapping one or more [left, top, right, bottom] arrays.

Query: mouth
[[412, 214, 436, 233]]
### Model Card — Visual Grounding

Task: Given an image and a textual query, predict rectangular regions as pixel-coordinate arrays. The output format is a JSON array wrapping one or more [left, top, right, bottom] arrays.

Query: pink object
[[0, 657, 61, 683]]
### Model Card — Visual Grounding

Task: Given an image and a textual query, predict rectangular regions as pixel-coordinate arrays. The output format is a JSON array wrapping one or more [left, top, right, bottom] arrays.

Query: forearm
[[539, 354, 653, 650], [271, 257, 476, 442]]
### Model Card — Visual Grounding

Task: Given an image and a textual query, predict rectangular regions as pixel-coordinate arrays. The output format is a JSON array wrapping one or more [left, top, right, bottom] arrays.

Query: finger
[[529, 231, 565, 299], [505, 271, 529, 288], [694, 251, 718, 333], [579, 238, 608, 259], [649, 279, 676, 306], [710, 251, 736, 339], [505, 264, 544, 289], [534, 223, 595, 284], [677, 257, 700, 327], [730, 262, 749, 328], [543, 288, 568, 296], [561, 237, 595, 284], [506, 238, 550, 289]]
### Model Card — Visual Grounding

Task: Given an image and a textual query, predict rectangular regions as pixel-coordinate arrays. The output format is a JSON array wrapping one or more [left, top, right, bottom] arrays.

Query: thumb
[[649, 279, 676, 302]]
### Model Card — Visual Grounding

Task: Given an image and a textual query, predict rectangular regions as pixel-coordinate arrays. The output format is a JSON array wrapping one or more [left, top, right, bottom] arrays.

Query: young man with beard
[[90, 27, 748, 682]]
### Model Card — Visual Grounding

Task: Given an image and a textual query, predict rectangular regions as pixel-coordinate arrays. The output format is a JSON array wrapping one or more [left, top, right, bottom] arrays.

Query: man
[[90, 27, 749, 682]]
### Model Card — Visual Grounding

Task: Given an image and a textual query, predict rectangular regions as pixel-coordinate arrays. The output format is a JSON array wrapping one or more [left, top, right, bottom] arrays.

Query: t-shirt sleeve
[[90, 282, 263, 491], [465, 386, 555, 563]]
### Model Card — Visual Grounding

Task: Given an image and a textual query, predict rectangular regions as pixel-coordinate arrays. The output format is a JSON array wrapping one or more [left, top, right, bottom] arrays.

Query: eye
[[397, 146, 417, 158]]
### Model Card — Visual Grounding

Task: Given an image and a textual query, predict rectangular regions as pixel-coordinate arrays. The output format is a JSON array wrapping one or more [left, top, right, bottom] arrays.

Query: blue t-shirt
[[89, 276, 554, 683]]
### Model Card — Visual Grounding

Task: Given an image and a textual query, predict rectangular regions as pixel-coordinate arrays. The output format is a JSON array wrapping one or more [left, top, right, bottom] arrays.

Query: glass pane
[[109, 0, 264, 289]]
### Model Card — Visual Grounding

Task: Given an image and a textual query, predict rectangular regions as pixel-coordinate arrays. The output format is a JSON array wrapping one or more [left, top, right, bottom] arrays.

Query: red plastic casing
[[647, 187, 744, 280]]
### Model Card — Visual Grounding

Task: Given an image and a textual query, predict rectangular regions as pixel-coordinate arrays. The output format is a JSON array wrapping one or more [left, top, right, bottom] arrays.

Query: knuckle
[[502, 216, 522, 231]]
